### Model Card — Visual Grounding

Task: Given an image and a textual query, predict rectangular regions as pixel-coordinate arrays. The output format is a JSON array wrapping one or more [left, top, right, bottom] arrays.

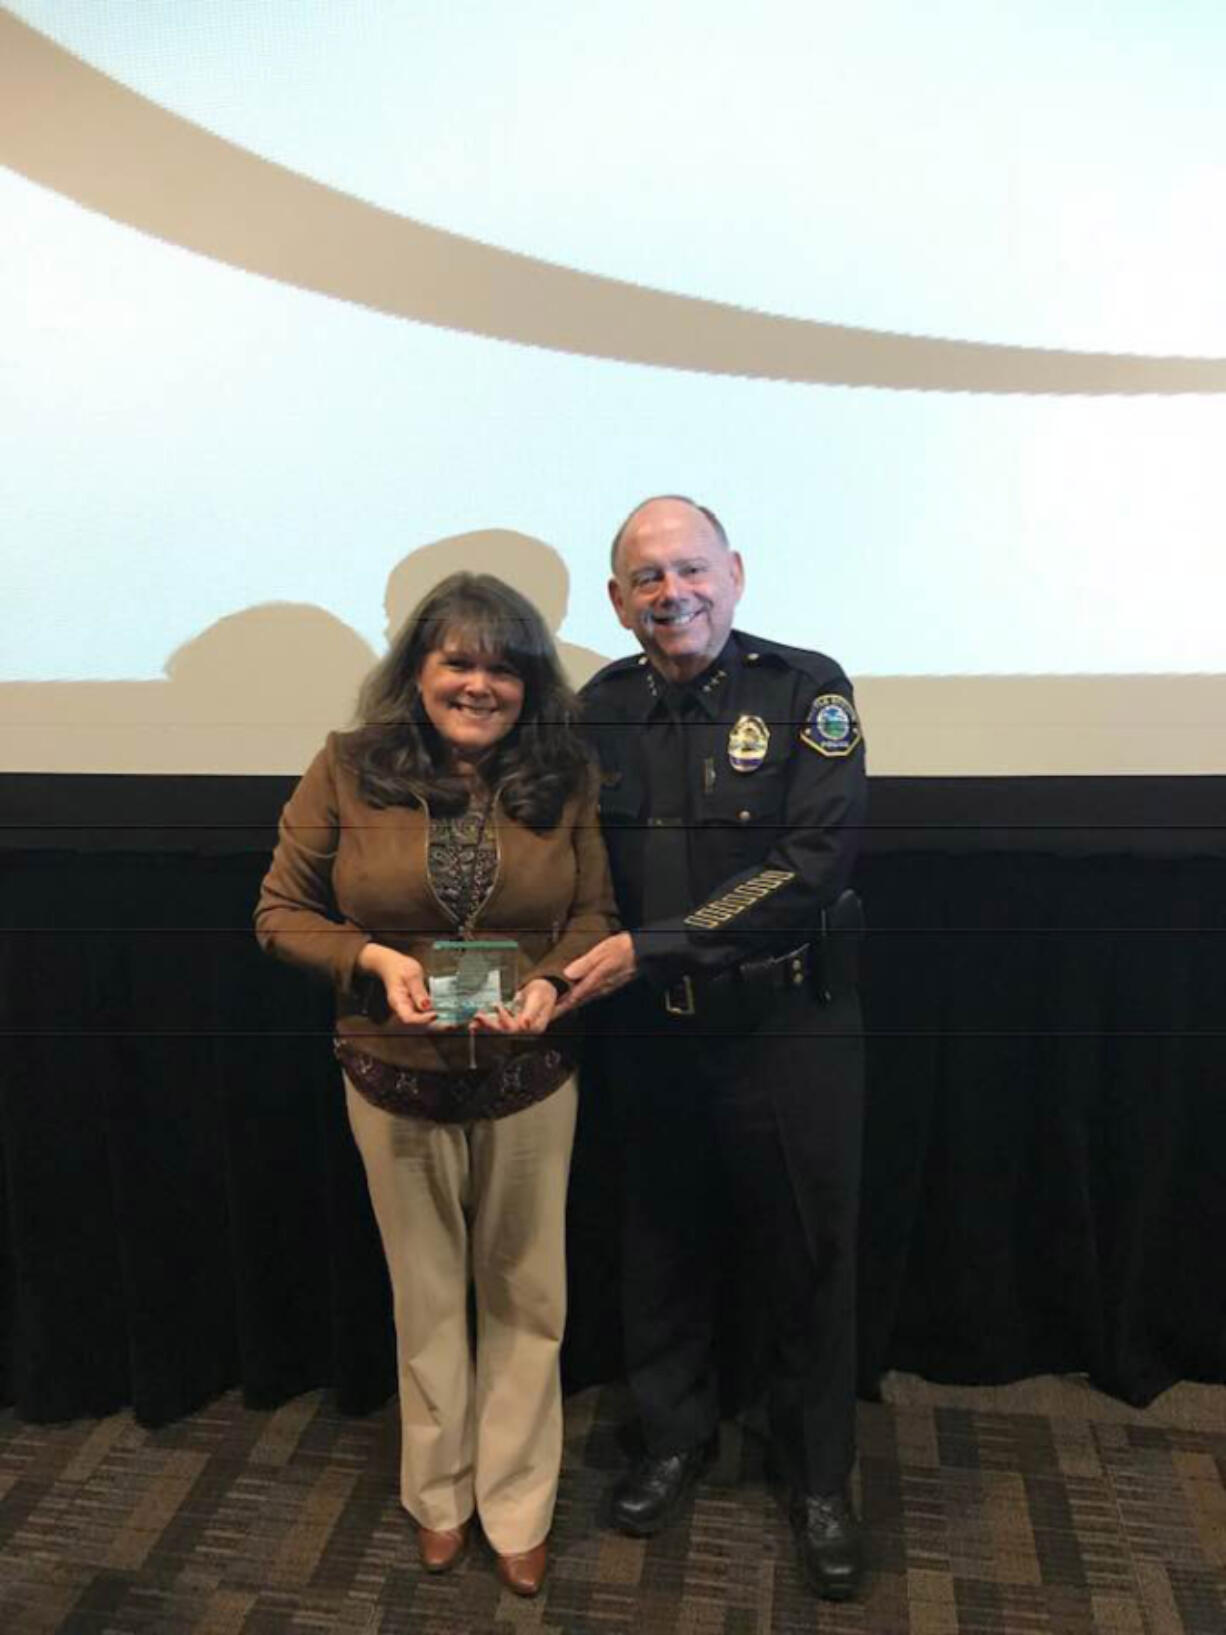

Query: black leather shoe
[[789, 1489, 864, 1600], [609, 1436, 717, 1537]]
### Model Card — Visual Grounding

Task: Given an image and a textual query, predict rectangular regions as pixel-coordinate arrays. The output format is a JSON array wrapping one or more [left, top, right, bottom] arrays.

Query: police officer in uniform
[[560, 496, 867, 1600]]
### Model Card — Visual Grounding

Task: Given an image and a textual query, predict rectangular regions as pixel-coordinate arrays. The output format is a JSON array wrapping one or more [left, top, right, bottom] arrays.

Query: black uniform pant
[[605, 984, 864, 1495]]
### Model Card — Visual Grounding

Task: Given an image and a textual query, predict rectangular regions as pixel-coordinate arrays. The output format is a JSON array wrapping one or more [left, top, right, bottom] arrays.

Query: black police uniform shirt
[[580, 631, 867, 991]]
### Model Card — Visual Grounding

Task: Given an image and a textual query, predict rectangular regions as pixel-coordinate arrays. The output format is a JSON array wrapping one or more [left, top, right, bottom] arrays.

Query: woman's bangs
[[435, 604, 536, 677]]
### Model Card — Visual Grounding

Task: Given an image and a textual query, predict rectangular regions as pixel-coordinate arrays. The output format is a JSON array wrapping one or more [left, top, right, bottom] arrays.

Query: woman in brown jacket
[[256, 573, 617, 1596]]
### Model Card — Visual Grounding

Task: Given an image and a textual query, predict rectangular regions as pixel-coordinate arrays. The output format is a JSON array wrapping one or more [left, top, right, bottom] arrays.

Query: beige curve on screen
[[4, 11, 1225, 396]]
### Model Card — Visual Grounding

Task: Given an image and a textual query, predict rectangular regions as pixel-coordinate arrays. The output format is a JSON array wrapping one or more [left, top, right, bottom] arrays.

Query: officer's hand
[[557, 933, 637, 1013]]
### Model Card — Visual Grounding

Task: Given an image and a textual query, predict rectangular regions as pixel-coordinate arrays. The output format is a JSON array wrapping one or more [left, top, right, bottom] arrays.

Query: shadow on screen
[[0, 529, 611, 773], [383, 528, 606, 689]]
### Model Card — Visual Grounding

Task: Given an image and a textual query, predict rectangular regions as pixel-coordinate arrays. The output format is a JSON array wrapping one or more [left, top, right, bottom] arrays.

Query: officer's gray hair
[[609, 496, 730, 573]]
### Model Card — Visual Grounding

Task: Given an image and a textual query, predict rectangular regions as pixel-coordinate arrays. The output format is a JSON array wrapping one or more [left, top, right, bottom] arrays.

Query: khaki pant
[[345, 1076, 578, 1554]]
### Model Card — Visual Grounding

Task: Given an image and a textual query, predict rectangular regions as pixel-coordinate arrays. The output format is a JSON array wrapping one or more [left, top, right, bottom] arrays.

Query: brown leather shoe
[[495, 1539, 548, 1597], [417, 1523, 469, 1573]]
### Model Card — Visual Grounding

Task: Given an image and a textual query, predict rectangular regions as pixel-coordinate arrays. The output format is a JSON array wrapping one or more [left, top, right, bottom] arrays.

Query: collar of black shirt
[[642, 637, 738, 721]]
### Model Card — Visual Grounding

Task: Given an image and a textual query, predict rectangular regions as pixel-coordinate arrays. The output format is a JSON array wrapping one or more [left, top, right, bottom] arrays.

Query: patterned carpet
[[1, 1376, 1223, 1634]]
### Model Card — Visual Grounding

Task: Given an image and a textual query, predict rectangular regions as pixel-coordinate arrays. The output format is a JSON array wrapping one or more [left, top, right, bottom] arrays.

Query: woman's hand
[[470, 978, 559, 1036], [513, 978, 560, 1034], [356, 943, 443, 1028]]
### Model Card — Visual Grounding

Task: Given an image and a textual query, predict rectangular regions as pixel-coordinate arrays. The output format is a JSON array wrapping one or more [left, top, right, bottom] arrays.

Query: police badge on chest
[[728, 714, 770, 772]]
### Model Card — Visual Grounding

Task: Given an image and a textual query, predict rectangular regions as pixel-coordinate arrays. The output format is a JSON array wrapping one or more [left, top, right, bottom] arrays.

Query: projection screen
[[3, 2, 1225, 777]]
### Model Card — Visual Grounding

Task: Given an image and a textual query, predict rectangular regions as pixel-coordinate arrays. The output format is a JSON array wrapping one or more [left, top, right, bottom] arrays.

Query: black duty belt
[[662, 943, 812, 1018], [658, 889, 864, 1019]]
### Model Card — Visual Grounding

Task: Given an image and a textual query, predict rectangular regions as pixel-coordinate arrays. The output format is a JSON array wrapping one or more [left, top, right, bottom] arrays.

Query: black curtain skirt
[[2, 776, 1224, 1426]]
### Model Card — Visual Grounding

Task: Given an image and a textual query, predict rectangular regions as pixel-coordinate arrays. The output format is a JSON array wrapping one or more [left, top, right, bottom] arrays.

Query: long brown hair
[[348, 572, 588, 829]]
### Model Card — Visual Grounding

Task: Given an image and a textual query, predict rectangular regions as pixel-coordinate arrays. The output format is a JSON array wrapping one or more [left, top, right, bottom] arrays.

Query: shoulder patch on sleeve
[[800, 693, 861, 758]]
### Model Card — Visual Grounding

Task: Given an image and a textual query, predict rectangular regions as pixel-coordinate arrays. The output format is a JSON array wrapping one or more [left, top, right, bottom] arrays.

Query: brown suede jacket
[[255, 731, 618, 1073]]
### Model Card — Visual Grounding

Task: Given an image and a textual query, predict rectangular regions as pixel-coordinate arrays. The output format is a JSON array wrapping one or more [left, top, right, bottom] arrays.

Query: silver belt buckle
[[664, 976, 697, 1017]]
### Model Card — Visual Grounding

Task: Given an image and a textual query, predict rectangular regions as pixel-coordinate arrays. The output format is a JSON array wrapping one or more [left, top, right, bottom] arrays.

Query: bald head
[[609, 494, 730, 574]]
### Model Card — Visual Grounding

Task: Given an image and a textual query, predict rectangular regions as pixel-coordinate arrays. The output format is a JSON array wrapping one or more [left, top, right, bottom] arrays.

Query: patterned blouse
[[336, 792, 574, 1122], [427, 792, 499, 933]]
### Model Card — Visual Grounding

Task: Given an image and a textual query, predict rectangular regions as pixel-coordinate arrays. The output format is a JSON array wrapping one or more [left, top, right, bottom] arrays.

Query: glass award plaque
[[428, 939, 519, 1026]]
